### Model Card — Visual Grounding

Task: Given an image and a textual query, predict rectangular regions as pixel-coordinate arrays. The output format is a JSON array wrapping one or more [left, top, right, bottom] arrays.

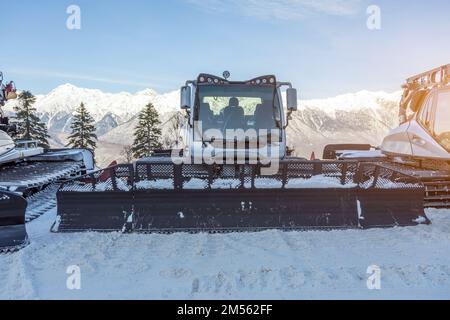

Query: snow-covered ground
[[1, 209, 450, 300]]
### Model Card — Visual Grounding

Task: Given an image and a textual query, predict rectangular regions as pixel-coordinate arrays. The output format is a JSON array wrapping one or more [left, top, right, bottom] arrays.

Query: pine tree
[[14, 91, 50, 148], [121, 145, 134, 163], [162, 111, 185, 149], [132, 103, 162, 159], [66, 103, 98, 153]]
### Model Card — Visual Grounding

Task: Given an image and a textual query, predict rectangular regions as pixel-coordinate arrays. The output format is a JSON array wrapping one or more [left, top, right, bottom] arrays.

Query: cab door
[[431, 89, 450, 155]]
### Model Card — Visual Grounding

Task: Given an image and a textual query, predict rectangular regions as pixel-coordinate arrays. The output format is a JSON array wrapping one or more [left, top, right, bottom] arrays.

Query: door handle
[[412, 135, 426, 146]]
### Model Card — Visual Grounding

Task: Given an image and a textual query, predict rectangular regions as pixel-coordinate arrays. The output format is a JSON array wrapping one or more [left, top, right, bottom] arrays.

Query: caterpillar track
[[0, 154, 92, 253]]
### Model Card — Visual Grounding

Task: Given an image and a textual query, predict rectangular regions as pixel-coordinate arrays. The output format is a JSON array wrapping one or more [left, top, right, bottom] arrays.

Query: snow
[[4, 84, 179, 124], [135, 179, 174, 190], [62, 178, 131, 192], [183, 178, 208, 189], [414, 216, 428, 224], [101, 179, 130, 191], [4, 85, 403, 166], [301, 90, 402, 116], [285, 176, 356, 189], [0, 194, 10, 201], [247, 177, 354, 189], [4, 85, 398, 124], [210, 179, 241, 189], [135, 179, 241, 190], [338, 150, 386, 159], [132, 176, 356, 190], [253, 179, 283, 189], [360, 176, 421, 190], [1, 208, 450, 299]]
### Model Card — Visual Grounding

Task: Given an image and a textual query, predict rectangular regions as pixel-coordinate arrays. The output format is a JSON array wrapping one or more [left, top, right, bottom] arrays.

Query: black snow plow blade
[[56, 160, 429, 233], [0, 191, 28, 252]]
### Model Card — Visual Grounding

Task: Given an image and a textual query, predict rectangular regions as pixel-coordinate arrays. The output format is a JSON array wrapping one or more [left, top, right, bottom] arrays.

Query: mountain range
[[3, 84, 401, 166]]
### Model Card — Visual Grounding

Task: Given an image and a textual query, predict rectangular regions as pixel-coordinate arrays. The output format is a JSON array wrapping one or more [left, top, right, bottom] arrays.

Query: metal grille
[[60, 164, 134, 192], [0, 161, 82, 191], [59, 160, 423, 192], [424, 181, 450, 208], [356, 163, 422, 189]]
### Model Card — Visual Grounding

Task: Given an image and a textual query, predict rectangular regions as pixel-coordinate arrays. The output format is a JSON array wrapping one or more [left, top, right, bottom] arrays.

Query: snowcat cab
[[381, 64, 450, 162], [178, 73, 298, 163]]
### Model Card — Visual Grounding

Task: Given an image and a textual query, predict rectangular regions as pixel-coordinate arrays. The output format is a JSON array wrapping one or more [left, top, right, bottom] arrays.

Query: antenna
[[222, 71, 230, 80]]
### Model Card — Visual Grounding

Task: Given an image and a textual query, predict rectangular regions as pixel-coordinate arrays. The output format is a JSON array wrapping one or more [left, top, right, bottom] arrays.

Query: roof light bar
[[247, 75, 277, 86], [405, 64, 450, 89], [197, 74, 228, 84], [196, 74, 277, 86]]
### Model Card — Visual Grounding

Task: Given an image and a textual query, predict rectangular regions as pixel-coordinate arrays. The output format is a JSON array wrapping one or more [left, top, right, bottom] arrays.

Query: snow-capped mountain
[[4, 84, 179, 134], [289, 90, 401, 158], [3, 84, 402, 166]]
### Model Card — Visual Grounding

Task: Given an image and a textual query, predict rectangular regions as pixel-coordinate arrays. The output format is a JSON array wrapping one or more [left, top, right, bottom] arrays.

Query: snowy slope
[[288, 90, 401, 158], [3, 84, 179, 132], [0, 208, 449, 299], [302, 90, 401, 115]]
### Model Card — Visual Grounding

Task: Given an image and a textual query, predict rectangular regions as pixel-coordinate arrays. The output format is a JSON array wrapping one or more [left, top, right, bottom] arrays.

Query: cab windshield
[[434, 90, 450, 152], [195, 85, 281, 139]]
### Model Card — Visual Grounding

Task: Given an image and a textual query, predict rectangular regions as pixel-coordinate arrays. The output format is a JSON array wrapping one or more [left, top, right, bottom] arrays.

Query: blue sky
[[0, 0, 449, 98]]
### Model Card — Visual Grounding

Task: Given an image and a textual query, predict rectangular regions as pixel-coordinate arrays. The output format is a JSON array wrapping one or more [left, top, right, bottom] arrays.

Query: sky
[[0, 0, 449, 98]]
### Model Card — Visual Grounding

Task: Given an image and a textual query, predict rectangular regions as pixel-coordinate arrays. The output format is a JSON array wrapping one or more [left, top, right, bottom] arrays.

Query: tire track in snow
[[0, 252, 37, 299], [187, 231, 316, 297], [2, 208, 450, 299]]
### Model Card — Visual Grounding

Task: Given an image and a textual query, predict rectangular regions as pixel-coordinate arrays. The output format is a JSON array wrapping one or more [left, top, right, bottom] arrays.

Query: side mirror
[[287, 88, 298, 112], [180, 86, 191, 110]]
